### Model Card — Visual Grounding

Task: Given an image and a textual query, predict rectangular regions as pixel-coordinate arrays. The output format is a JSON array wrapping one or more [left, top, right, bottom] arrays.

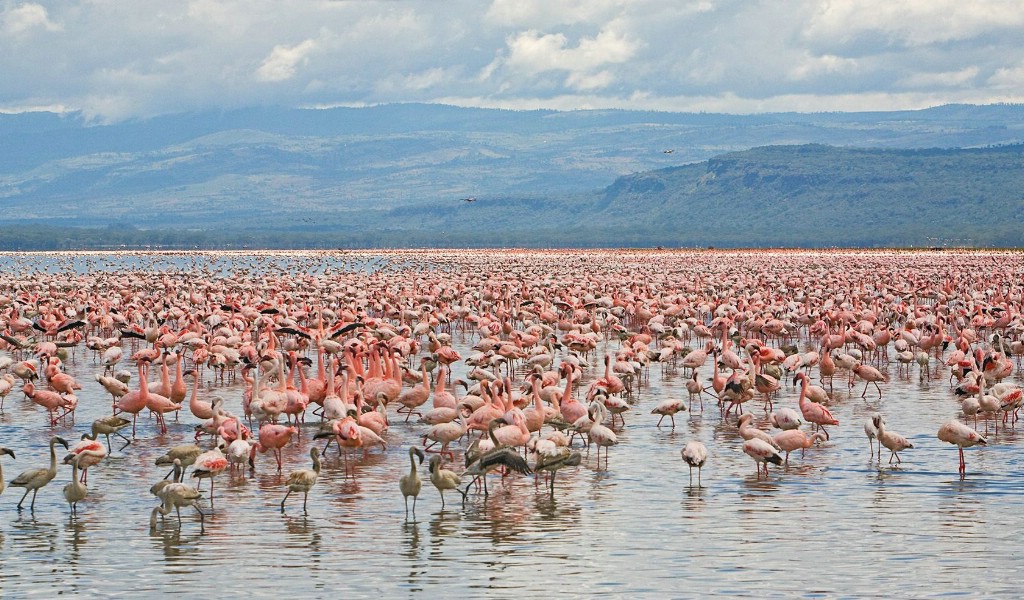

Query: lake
[[0, 249, 1021, 598]]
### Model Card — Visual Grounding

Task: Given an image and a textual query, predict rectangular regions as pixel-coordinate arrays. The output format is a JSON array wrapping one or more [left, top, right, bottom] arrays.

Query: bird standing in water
[[399, 446, 425, 517], [937, 420, 987, 477], [681, 441, 707, 487], [9, 436, 69, 511], [281, 447, 321, 512], [428, 455, 464, 508], [63, 454, 88, 515]]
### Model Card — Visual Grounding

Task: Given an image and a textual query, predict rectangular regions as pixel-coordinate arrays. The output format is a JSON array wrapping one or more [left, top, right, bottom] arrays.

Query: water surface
[[0, 250, 1020, 598]]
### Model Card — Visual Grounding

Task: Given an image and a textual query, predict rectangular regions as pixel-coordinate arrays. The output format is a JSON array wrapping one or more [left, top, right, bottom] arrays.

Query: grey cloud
[[1, 0, 1022, 122]]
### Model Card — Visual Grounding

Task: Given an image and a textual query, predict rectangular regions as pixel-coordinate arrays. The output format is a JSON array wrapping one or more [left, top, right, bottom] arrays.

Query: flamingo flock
[[0, 248, 1020, 529]]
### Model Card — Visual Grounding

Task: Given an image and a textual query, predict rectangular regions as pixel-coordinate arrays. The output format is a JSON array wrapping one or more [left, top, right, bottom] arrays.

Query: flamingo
[[145, 379, 182, 436], [937, 420, 987, 477], [251, 423, 298, 472], [22, 381, 73, 425], [532, 442, 582, 496], [314, 414, 362, 477], [115, 360, 153, 437], [63, 425, 108, 483], [62, 455, 88, 515], [428, 455, 464, 508], [8, 436, 69, 511], [396, 359, 430, 421], [874, 415, 913, 464], [795, 373, 839, 440], [399, 446, 425, 517], [191, 445, 228, 506], [0, 373, 16, 410], [422, 406, 466, 461], [743, 438, 783, 479], [225, 421, 253, 474], [864, 412, 883, 458], [150, 478, 205, 531], [651, 394, 687, 428], [681, 341, 712, 374], [155, 444, 202, 479], [769, 408, 802, 431], [185, 368, 216, 420], [281, 447, 321, 512], [852, 363, 888, 398], [772, 430, 827, 465], [684, 370, 704, 411], [95, 373, 129, 408], [737, 413, 779, 449], [462, 418, 532, 496], [681, 441, 707, 487], [588, 402, 618, 468]]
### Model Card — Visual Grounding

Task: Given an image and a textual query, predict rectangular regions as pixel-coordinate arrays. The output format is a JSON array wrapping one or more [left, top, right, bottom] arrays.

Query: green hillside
[[2, 143, 1022, 249]]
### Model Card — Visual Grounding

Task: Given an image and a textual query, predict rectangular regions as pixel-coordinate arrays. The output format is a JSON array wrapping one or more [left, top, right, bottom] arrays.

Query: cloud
[[492, 26, 638, 90], [1, 1, 1023, 121], [899, 67, 979, 89], [803, 0, 1024, 49], [787, 53, 860, 82], [988, 63, 1024, 90], [257, 39, 318, 82], [2, 2, 62, 36]]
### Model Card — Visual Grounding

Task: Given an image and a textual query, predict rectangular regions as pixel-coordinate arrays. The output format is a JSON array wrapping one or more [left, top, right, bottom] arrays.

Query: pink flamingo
[[937, 420, 987, 477], [63, 427, 108, 483], [191, 446, 228, 506], [114, 361, 151, 436], [185, 369, 216, 420], [466, 381, 504, 433], [493, 407, 531, 449], [852, 363, 888, 398], [145, 378, 181, 435], [772, 429, 827, 465], [557, 364, 586, 424], [743, 438, 782, 479], [396, 359, 430, 421], [314, 414, 362, 476], [22, 382, 73, 425], [47, 369, 82, 396], [818, 346, 836, 390], [795, 373, 839, 440], [251, 423, 298, 472]]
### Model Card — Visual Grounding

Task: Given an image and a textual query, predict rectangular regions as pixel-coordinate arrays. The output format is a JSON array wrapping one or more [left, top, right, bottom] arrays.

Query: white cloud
[[988, 63, 1024, 90], [257, 39, 317, 82], [485, 0, 626, 27], [0, 0, 1023, 121], [495, 27, 638, 90], [2, 2, 62, 35], [787, 53, 860, 81], [899, 67, 979, 89], [804, 0, 1024, 48]]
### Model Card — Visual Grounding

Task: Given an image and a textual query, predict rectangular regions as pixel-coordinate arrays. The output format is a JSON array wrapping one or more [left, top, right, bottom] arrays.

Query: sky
[[2, 0, 1024, 123]]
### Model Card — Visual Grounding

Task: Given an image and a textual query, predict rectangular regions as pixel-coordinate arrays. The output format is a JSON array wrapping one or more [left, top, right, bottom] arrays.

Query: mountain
[[1, 103, 1023, 248]]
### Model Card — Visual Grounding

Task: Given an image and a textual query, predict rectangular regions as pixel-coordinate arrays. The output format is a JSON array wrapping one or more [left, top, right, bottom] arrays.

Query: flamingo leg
[[17, 488, 31, 510]]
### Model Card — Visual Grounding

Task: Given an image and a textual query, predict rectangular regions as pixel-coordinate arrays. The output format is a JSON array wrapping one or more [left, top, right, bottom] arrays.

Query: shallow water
[[0, 250, 1021, 598]]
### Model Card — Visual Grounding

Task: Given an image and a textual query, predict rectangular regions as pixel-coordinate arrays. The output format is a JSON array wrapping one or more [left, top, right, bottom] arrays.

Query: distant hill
[[1, 103, 1023, 248]]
